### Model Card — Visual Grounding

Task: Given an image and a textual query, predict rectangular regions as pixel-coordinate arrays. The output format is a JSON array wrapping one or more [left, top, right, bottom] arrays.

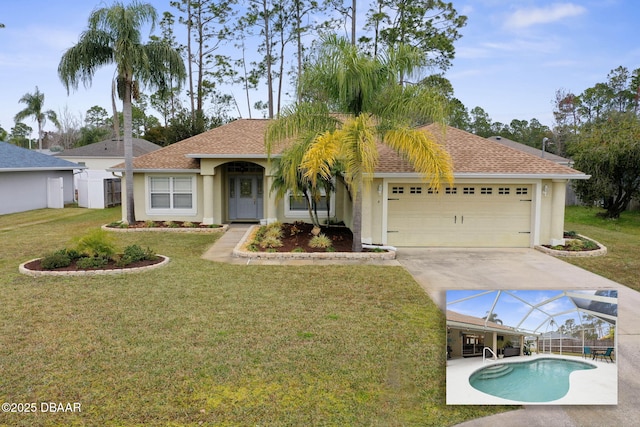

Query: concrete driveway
[[397, 248, 640, 427]]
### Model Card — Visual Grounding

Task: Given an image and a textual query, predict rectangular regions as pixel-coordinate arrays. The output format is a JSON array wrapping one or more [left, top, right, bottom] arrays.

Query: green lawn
[[564, 206, 640, 292], [0, 207, 508, 426]]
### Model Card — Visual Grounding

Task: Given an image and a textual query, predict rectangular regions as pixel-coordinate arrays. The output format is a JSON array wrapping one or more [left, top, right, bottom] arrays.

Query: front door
[[229, 175, 263, 220]]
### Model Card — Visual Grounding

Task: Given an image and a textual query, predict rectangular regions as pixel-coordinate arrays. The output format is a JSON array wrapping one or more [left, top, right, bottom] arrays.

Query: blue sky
[[1, 1, 639, 140]]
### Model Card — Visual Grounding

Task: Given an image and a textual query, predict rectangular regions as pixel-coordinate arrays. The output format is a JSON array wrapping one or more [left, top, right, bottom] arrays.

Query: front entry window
[[147, 175, 196, 215]]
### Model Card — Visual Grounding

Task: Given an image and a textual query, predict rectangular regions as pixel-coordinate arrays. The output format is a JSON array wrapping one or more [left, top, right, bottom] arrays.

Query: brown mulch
[[254, 222, 360, 253], [24, 257, 164, 272]]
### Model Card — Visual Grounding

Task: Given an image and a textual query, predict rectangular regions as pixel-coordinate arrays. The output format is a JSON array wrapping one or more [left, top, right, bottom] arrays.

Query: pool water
[[469, 358, 596, 402]]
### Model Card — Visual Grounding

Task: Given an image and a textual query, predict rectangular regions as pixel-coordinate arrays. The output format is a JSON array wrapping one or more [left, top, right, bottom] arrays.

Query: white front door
[[229, 175, 263, 220]]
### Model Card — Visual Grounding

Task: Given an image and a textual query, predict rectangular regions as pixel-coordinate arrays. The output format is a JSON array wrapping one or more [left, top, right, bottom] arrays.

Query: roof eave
[[446, 320, 530, 336], [185, 154, 268, 159], [1, 166, 85, 172], [373, 172, 590, 180], [108, 168, 201, 173]]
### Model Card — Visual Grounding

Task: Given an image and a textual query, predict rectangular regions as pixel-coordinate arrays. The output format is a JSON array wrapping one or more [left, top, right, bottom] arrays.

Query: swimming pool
[[469, 358, 596, 402]]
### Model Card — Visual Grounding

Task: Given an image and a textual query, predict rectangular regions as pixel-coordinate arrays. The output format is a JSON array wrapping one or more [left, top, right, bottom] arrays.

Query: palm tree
[[14, 86, 59, 151], [58, 1, 186, 224], [482, 311, 503, 325], [266, 35, 453, 251]]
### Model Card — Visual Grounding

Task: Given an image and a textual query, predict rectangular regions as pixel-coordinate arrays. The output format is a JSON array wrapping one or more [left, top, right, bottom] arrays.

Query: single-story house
[[446, 310, 529, 358], [0, 141, 84, 215], [56, 138, 162, 209], [110, 120, 589, 247]]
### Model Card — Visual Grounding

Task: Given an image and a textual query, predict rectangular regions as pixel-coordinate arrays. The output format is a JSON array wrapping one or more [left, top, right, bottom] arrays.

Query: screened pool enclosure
[[446, 290, 617, 360]]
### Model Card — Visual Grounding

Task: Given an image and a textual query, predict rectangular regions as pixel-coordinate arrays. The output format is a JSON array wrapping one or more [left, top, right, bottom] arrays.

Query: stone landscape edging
[[19, 255, 170, 277], [534, 234, 607, 257], [102, 224, 228, 233], [232, 225, 396, 260]]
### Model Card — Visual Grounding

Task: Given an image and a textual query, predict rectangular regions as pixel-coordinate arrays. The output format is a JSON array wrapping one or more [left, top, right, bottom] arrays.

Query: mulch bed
[[261, 222, 356, 252], [107, 221, 221, 229], [24, 257, 164, 272]]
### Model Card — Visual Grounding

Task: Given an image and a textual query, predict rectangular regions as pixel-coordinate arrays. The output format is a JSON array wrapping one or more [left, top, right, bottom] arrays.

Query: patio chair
[[583, 346, 592, 359], [597, 347, 614, 363]]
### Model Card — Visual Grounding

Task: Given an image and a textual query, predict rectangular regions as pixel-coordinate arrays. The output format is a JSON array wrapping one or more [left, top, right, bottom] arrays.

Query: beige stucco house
[[110, 119, 589, 247]]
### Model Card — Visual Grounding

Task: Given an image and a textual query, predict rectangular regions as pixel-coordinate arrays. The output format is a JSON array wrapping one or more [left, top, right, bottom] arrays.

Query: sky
[[446, 289, 612, 334], [1, 0, 639, 141]]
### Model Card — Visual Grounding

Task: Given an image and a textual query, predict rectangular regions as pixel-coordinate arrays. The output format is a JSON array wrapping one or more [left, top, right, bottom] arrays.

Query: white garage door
[[387, 184, 532, 247]]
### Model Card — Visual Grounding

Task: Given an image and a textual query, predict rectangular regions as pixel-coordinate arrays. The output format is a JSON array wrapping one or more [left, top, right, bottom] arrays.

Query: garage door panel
[[387, 184, 532, 247]]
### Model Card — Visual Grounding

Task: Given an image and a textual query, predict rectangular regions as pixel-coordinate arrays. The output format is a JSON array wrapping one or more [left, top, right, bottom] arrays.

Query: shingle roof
[[446, 310, 520, 333], [0, 141, 83, 171], [487, 135, 571, 165], [56, 138, 162, 158], [119, 119, 585, 177]]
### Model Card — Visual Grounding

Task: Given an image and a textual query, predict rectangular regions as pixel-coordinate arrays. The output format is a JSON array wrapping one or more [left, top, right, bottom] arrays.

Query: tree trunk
[[37, 118, 43, 151], [123, 81, 135, 224], [351, 184, 363, 252], [187, 1, 195, 121], [111, 79, 120, 140], [262, 0, 274, 119], [351, 0, 356, 46]]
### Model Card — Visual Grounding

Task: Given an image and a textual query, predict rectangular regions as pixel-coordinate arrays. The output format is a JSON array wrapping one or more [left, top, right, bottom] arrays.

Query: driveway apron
[[397, 248, 640, 427]]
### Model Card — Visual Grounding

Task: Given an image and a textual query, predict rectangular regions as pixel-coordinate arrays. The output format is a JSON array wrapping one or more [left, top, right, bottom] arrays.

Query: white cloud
[[505, 3, 587, 30]]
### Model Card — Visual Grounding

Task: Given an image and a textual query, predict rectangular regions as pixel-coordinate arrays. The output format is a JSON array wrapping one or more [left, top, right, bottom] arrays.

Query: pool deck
[[447, 353, 617, 405]]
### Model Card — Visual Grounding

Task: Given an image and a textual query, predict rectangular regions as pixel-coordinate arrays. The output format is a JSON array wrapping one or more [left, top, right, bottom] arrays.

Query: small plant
[[259, 235, 283, 249], [309, 233, 332, 249], [163, 221, 179, 228], [107, 221, 128, 228], [40, 251, 71, 270], [75, 229, 116, 258], [76, 256, 108, 269], [144, 220, 156, 228], [264, 226, 283, 240], [291, 247, 306, 253], [182, 221, 197, 228]]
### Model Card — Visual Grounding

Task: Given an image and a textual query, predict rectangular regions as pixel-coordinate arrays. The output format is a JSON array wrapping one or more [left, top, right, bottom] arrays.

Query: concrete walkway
[[202, 228, 639, 426]]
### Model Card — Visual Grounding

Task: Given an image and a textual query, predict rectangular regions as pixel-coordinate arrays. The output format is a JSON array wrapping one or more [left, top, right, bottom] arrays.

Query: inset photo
[[445, 289, 617, 405]]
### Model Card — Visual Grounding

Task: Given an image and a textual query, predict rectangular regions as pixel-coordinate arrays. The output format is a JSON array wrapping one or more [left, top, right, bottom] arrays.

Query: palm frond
[[383, 126, 454, 189], [300, 131, 341, 186]]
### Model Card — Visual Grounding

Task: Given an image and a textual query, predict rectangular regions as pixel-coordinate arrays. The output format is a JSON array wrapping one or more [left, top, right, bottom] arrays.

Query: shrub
[[182, 221, 197, 228], [40, 252, 71, 270], [291, 247, 306, 253], [75, 229, 116, 258], [164, 221, 179, 228], [76, 256, 108, 269], [144, 220, 156, 228], [309, 234, 332, 249], [123, 244, 147, 263]]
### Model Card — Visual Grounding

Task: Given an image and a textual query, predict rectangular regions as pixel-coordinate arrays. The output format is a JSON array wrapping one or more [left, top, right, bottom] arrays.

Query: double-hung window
[[148, 176, 196, 214]]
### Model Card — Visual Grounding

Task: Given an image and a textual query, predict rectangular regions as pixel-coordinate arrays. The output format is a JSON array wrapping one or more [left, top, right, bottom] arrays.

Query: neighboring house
[[0, 141, 84, 215], [110, 120, 589, 247], [487, 136, 580, 205], [56, 138, 161, 208], [446, 310, 528, 358]]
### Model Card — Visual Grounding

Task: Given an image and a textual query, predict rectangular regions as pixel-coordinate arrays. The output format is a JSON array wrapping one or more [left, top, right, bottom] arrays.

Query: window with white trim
[[285, 187, 335, 218], [148, 176, 196, 214]]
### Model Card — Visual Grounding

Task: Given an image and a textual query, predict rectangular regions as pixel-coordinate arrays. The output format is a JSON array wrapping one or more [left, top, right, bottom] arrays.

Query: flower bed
[[103, 221, 227, 233]]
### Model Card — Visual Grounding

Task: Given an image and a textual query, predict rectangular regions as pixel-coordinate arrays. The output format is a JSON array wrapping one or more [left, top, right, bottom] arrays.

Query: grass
[[564, 206, 640, 292], [0, 207, 509, 426]]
